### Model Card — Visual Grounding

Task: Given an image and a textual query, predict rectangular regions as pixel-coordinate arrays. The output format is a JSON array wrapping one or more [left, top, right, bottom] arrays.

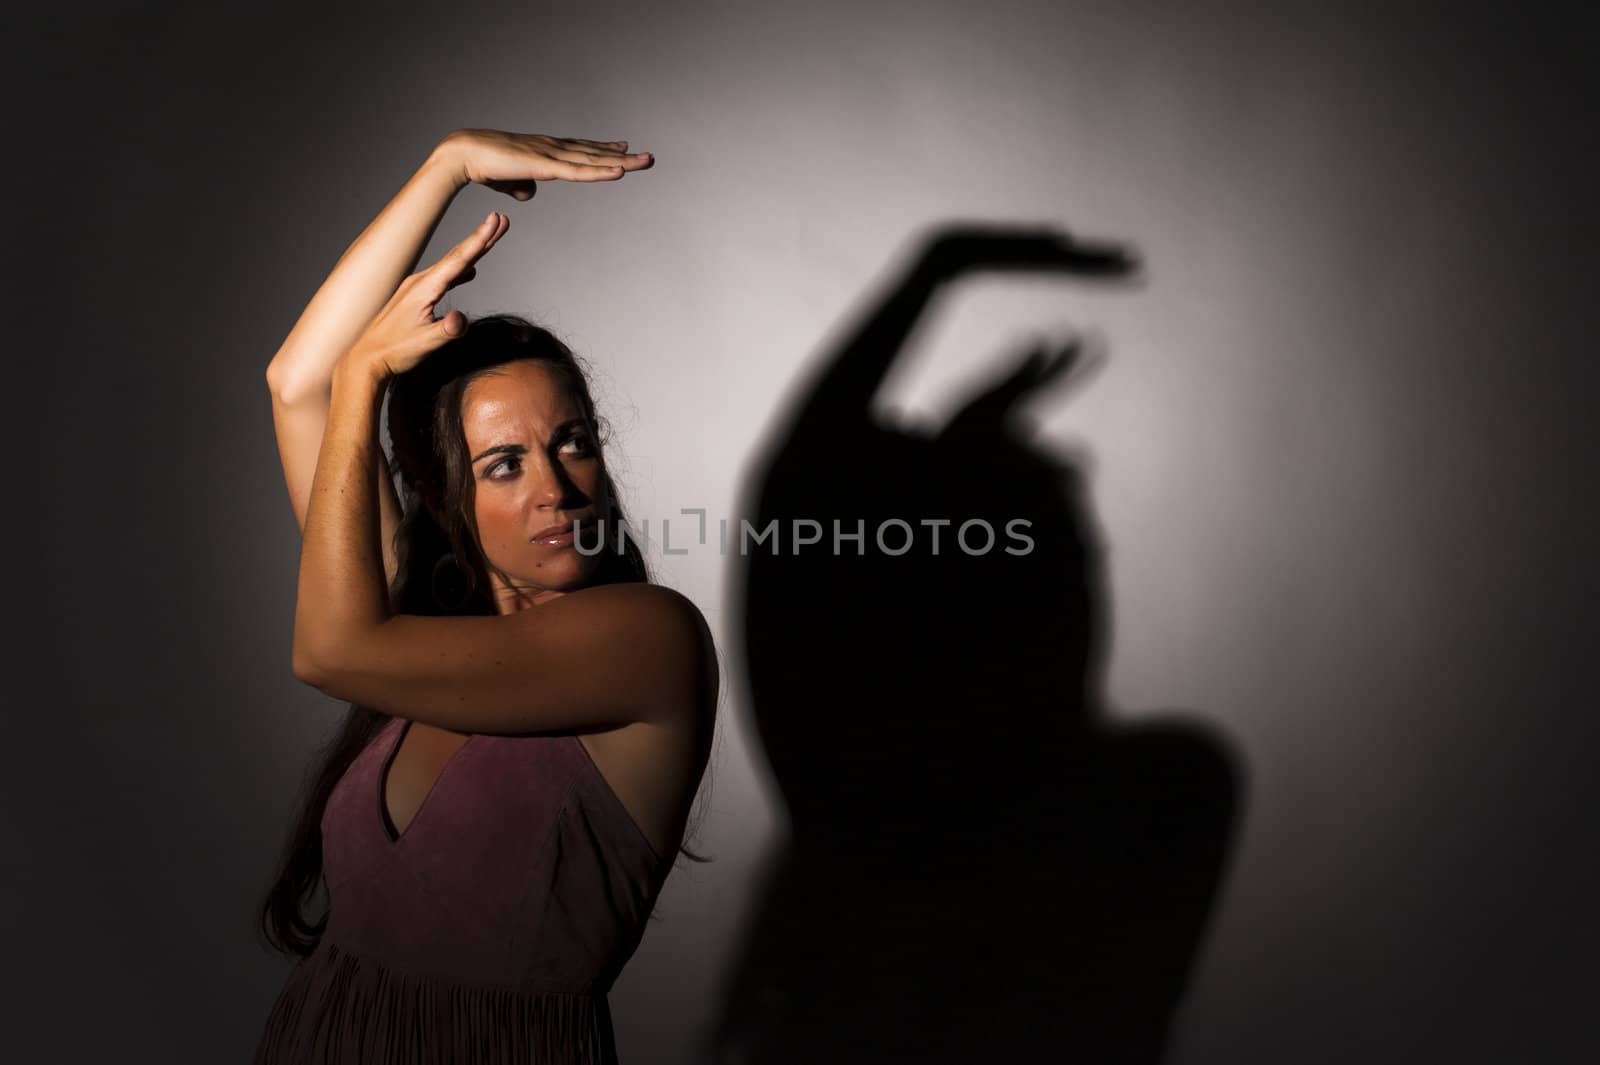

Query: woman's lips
[[531, 521, 576, 546]]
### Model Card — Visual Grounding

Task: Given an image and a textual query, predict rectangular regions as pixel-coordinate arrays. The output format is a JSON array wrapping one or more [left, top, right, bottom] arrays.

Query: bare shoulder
[[560, 579, 694, 618], [646, 584, 720, 727], [570, 584, 717, 855], [558, 582, 720, 725]]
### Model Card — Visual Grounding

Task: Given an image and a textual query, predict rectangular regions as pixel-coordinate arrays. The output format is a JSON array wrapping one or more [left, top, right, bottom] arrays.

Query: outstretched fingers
[[550, 146, 653, 172], [562, 137, 629, 151], [544, 138, 651, 178], [421, 212, 508, 299], [549, 155, 629, 180], [557, 138, 638, 161]]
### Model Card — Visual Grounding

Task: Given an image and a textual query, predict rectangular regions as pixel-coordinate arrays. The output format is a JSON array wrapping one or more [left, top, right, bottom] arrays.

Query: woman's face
[[459, 359, 611, 610]]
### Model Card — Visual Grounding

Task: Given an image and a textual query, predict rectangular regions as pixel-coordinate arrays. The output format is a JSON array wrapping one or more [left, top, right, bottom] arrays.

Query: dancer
[[254, 128, 717, 1063]]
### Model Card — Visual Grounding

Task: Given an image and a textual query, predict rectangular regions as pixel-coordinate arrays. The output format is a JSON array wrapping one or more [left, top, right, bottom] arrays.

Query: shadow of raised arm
[[765, 223, 1139, 452]]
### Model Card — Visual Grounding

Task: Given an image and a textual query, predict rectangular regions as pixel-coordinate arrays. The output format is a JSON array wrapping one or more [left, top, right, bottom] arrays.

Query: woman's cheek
[[476, 494, 524, 558]]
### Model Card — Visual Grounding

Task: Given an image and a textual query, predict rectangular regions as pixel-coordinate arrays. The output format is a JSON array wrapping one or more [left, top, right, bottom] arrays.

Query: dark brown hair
[[257, 314, 710, 959]]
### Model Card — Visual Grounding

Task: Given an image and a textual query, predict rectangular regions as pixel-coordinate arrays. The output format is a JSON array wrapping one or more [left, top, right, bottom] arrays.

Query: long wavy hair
[[257, 314, 712, 959]]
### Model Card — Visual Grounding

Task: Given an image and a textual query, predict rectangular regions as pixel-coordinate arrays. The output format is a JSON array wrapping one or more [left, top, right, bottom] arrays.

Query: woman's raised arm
[[264, 134, 473, 586], [264, 130, 650, 583]]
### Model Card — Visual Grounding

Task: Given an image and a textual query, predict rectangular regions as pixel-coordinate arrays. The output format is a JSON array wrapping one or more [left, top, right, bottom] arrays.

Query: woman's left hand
[[340, 210, 510, 380]]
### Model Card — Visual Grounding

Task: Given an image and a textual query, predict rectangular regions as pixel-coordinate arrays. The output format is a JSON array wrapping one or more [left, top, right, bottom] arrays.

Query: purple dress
[[254, 716, 671, 1064]]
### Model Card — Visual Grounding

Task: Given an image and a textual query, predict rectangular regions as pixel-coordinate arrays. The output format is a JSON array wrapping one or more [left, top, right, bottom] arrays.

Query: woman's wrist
[[424, 131, 474, 192], [333, 348, 392, 396]]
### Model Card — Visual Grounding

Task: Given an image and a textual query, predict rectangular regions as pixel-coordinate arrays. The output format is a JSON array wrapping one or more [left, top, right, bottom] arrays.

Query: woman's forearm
[[265, 136, 468, 404], [293, 356, 393, 674], [292, 207, 509, 672]]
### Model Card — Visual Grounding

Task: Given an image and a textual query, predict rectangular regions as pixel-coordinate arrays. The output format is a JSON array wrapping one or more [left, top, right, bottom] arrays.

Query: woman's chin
[[504, 556, 601, 595]]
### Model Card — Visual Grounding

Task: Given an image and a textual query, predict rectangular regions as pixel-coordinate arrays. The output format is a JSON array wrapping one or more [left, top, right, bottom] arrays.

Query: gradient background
[[14, 2, 1595, 1062]]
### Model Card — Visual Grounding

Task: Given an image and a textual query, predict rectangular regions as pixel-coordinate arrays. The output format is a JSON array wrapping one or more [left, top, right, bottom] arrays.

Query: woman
[[254, 129, 719, 1063]]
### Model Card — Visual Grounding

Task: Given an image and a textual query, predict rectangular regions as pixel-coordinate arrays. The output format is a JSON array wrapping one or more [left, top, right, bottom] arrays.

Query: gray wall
[[15, 1, 1594, 1062]]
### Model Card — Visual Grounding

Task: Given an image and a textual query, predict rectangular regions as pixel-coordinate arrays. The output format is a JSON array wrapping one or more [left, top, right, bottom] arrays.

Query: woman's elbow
[[266, 362, 322, 407], [265, 360, 294, 400], [291, 641, 332, 689]]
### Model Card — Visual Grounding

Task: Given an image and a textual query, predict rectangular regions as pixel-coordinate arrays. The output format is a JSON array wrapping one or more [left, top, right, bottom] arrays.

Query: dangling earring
[[431, 551, 473, 610]]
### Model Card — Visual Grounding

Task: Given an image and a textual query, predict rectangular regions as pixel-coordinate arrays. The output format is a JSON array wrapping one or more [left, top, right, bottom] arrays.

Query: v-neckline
[[376, 718, 476, 845]]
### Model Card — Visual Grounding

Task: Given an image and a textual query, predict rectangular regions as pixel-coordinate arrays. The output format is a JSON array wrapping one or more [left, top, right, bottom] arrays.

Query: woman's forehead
[[461, 362, 583, 439]]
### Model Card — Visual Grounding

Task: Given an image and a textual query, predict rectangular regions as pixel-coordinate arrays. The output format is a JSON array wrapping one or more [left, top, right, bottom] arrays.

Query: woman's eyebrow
[[471, 443, 524, 463], [470, 420, 586, 464]]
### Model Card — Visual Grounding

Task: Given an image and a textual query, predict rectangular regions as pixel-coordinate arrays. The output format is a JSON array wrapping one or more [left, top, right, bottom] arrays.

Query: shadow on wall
[[707, 224, 1248, 1064]]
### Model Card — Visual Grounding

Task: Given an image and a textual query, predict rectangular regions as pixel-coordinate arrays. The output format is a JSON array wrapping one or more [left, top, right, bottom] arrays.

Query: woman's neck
[[492, 581, 568, 615]]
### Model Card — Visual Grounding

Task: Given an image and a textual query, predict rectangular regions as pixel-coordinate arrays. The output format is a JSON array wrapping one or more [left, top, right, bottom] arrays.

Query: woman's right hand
[[435, 129, 654, 200]]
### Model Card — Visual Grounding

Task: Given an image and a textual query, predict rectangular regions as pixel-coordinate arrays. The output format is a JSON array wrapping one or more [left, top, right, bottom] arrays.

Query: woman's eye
[[487, 456, 521, 479], [560, 434, 594, 457]]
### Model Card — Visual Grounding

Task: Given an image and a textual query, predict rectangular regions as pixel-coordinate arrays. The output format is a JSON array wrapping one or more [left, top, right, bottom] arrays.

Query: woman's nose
[[527, 454, 568, 505]]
